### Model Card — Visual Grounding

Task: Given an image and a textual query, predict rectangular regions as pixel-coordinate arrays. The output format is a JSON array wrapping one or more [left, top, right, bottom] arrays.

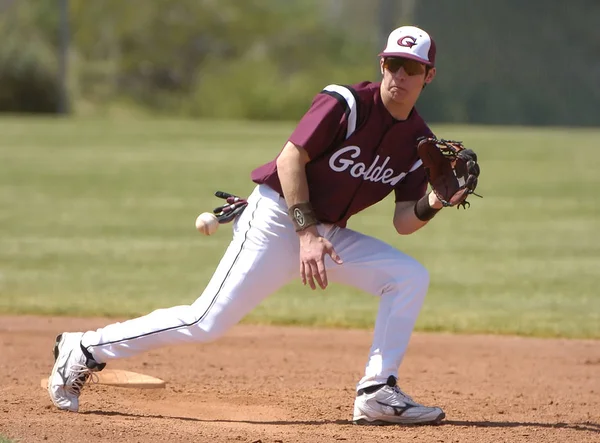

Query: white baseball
[[195, 212, 219, 235]]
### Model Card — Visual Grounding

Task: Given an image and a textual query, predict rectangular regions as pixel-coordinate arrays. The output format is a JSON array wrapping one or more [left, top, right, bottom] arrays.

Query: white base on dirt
[[40, 369, 166, 389]]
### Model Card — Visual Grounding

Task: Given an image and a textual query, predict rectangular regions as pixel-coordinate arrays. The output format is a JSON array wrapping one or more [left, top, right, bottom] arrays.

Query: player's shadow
[[84, 410, 349, 426], [442, 420, 600, 434], [83, 411, 599, 434]]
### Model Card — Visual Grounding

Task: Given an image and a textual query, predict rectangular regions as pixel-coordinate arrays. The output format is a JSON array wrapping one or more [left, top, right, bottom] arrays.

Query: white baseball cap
[[379, 26, 437, 66]]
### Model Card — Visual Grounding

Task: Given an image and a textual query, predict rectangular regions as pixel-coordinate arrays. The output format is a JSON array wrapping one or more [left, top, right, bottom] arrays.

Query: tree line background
[[0, 0, 598, 126]]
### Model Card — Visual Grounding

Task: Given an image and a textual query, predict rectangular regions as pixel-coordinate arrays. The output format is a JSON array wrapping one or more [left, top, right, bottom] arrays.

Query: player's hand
[[298, 227, 343, 290]]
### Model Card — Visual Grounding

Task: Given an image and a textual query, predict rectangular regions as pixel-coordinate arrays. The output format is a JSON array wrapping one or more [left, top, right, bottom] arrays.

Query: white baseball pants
[[81, 184, 430, 389]]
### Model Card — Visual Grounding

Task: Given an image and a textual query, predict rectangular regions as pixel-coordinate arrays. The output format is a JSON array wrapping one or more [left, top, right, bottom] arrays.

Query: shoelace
[[65, 364, 99, 396], [392, 385, 417, 404]]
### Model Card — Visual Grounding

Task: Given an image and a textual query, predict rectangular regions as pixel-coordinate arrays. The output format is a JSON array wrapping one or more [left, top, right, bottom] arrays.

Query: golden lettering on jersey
[[329, 146, 407, 186]]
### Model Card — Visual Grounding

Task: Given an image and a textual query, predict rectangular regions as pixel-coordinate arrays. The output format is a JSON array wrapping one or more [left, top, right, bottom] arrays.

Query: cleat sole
[[353, 411, 445, 426]]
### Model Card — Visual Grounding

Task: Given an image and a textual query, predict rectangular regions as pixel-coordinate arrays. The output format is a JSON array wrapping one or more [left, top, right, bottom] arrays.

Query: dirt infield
[[0, 316, 598, 443]]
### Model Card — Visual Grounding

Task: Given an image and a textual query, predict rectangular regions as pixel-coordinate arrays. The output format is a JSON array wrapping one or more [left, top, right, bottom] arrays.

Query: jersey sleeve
[[288, 92, 348, 159]]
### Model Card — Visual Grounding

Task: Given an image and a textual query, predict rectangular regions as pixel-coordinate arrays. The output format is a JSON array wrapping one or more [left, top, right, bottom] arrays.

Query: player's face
[[380, 57, 436, 106]]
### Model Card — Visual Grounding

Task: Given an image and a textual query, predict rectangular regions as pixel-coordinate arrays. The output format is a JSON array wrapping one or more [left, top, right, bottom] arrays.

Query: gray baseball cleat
[[47, 332, 105, 412], [353, 376, 445, 425]]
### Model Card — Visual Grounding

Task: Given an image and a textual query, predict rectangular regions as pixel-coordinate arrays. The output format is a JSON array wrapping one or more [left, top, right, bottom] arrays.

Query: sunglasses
[[383, 57, 426, 76]]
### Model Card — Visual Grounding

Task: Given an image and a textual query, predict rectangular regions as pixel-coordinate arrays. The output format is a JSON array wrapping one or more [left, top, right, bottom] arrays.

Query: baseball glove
[[417, 137, 481, 208], [213, 191, 248, 223]]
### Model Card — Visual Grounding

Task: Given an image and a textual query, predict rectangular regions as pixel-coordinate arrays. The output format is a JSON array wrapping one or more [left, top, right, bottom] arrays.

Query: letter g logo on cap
[[397, 36, 417, 48]]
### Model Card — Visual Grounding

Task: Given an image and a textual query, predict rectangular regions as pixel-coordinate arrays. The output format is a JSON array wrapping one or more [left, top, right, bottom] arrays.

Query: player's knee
[[410, 261, 430, 289], [391, 259, 429, 293], [197, 322, 232, 343], [199, 326, 223, 342]]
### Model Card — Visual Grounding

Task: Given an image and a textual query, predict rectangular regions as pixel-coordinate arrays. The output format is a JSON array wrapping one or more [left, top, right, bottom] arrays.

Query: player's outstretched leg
[[47, 185, 298, 412]]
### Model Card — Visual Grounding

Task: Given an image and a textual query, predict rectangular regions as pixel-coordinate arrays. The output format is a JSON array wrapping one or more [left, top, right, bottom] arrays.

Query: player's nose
[[391, 67, 409, 80]]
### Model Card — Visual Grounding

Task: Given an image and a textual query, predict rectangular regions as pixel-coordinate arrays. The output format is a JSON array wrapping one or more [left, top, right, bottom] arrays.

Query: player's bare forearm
[[393, 192, 443, 235], [276, 141, 320, 237], [276, 141, 342, 289], [276, 141, 311, 208]]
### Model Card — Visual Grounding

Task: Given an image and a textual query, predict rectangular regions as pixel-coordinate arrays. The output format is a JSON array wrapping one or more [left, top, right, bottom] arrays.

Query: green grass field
[[0, 118, 598, 338]]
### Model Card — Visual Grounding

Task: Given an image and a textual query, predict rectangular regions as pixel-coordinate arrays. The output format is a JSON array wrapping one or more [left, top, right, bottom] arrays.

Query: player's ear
[[380, 58, 385, 75], [424, 67, 436, 84]]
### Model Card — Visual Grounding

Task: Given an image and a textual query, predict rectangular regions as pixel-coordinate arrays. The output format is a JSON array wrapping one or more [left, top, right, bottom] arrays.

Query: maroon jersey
[[251, 81, 433, 227]]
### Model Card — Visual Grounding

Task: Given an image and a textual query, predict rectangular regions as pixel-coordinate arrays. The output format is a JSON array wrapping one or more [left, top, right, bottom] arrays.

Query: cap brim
[[378, 52, 434, 66]]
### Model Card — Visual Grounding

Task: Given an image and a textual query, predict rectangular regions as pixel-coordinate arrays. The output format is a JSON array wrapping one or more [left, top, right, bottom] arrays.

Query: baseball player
[[48, 25, 480, 425]]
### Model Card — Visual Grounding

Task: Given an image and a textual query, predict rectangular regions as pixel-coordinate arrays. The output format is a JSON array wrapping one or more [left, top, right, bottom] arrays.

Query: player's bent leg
[[324, 226, 443, 425], [48, 185, 298, 411]]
